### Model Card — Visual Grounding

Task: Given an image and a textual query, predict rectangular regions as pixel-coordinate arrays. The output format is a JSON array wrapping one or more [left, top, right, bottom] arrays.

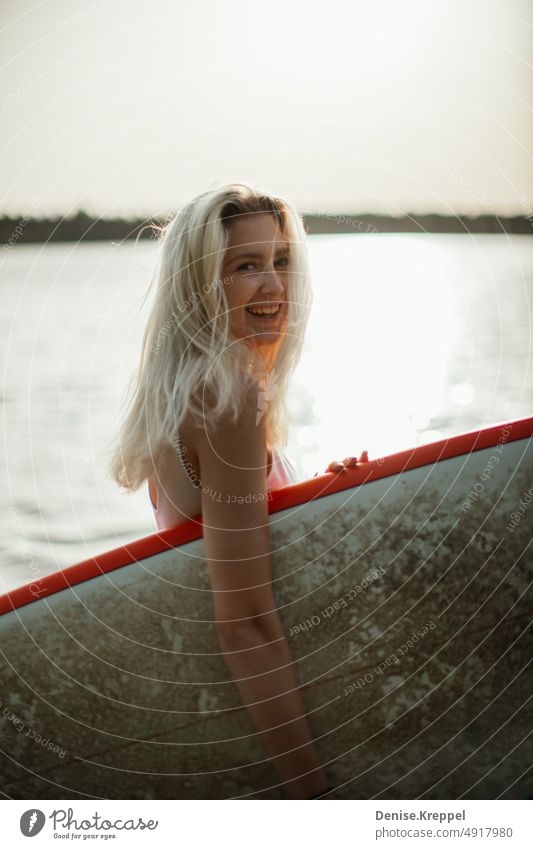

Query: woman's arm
[[191, 380, 331, 800]]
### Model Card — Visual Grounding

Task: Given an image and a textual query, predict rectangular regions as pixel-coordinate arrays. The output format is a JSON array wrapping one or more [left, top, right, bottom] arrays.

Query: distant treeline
[[1, 209, 532, 247]]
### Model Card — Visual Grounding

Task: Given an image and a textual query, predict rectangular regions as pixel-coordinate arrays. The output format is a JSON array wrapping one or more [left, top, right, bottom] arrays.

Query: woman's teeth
[[246, 304, 281, 317]]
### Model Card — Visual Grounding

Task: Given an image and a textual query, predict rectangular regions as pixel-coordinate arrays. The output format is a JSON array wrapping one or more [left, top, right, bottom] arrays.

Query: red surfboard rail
[[1, 415, 531, 617]]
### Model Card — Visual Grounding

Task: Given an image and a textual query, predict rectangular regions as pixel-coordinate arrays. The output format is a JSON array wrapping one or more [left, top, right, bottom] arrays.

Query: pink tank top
[[267, 447, 299, 490]]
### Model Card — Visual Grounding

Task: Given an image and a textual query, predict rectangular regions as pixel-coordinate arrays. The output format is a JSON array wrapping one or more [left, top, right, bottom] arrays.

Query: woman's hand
[[314, 450, 369, 476]]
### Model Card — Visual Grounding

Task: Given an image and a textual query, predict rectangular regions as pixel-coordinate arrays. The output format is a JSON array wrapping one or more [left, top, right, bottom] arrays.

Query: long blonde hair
[[106, 181, 313, 491]]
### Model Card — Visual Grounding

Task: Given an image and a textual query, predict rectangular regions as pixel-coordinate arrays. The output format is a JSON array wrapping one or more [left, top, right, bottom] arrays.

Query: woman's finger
[[322, 453, 368, 474], [326, 461, 344, 472]]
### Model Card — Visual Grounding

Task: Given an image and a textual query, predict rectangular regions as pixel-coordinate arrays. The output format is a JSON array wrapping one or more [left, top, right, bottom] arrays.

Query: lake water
[[1, 234, 532, 593]]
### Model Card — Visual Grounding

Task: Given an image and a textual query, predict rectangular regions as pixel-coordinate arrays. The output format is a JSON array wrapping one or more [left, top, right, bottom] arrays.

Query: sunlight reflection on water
[[1, 234, 532, 591]]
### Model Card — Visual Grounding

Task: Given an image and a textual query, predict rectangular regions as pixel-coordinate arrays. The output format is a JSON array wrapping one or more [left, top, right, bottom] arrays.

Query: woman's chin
[[233, 327, 283, 346], [252, 332, 281, 346]]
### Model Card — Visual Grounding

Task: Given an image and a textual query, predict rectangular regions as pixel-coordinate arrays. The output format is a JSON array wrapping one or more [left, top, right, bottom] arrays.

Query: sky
[[1, 0, 532, 218]]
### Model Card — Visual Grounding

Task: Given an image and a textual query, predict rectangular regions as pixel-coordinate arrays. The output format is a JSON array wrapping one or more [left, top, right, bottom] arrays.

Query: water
[[1, 234, 532, 594]]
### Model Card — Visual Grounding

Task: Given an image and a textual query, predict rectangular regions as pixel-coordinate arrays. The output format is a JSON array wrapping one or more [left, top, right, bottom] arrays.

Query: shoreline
[[1, 210, 532, 247]]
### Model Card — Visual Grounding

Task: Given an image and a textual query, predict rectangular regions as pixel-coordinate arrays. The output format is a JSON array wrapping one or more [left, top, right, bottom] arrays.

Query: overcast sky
[[1, 0, 532, 218]]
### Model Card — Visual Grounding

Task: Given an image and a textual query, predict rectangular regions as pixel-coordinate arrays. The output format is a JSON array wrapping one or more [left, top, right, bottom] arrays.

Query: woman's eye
[[237, 257, 289, 272]]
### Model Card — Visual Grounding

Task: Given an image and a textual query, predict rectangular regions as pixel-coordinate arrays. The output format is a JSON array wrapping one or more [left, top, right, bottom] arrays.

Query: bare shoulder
[[186, 375, 263, 459], [192, 374, 269, 530]]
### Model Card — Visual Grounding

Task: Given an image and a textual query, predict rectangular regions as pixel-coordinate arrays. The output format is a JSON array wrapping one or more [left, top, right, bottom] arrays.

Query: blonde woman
[[108, 182, 366, 800]]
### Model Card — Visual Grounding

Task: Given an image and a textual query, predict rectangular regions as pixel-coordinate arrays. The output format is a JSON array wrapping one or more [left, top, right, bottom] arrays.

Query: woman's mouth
[[245, 303, 282, 320]]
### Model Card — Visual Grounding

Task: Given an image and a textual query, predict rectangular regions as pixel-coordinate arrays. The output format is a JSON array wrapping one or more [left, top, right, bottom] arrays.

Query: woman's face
[[221, 212, 289, 346]]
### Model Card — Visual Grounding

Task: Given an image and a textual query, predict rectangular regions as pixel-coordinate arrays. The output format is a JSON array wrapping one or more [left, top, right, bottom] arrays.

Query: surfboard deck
[[1, 416, 532, 799]]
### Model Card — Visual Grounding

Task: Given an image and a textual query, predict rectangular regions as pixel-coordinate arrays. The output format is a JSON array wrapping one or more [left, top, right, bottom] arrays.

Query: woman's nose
[[258, 264, 285, 293]]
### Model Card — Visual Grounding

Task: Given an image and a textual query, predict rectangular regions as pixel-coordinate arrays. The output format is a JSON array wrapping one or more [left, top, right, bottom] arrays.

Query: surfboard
[[1, 416, 532, 800]]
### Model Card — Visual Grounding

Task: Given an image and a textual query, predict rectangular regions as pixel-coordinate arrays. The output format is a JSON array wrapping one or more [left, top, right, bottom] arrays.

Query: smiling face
[[221, 212, 290, 347]]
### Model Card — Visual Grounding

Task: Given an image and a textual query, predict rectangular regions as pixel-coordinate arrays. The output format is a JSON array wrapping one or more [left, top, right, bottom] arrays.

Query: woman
[[108, 182, 366, 799]]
